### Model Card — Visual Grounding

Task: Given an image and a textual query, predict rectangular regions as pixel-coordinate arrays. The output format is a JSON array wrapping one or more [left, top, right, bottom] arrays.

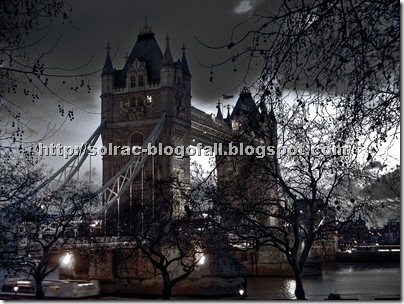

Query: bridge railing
[[91, 112, 167, 217], [191, 106, 233, 135], [7, 119, 106, 210]]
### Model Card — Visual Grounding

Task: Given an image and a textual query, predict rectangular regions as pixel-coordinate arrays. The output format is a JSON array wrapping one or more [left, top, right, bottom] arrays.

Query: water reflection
[[246, 263, 400, 300]]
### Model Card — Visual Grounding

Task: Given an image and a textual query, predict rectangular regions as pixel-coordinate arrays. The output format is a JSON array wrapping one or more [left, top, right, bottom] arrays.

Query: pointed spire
[[139, 16, 153, 35], [216, 100, 223, 120], [162, 33, 174, 66], [102, 43, 113, 75], [181, 44, 191, 76], [226, 104, 231, 121]]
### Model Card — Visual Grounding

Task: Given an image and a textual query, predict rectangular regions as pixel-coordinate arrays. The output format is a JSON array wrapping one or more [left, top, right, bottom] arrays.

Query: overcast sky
[[12, 0, 282, 185], [7, 0, 399, 186]]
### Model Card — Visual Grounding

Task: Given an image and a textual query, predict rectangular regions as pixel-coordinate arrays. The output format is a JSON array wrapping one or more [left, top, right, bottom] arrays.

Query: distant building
[[369, 220, 400, 245], [338, 218, 369, 250], [338, 218, 401, 250]]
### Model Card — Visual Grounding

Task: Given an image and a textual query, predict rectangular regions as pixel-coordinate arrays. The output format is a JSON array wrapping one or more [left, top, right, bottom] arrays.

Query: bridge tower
[[100, 21, 192, 235], [216, 87, 279, 226]]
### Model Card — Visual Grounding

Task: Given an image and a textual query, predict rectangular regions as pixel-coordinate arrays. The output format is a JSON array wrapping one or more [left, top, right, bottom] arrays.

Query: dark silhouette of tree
[[0, 152, 98, 299], [195, 1, 398, 298], [1, 0, 97, 148], [193, 103, 382, 299], [356, 166, 400, 226], [130, 177, 207, 300], [0, 150, 45, 203], [198, 0, 399, 158]]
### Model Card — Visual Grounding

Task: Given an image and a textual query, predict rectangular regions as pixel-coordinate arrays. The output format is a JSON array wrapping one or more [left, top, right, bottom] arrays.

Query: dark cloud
[[11, 1, 278, 129], [363, 161, 385, 171], [6, 0, 277, 178], [47, 0, 278, 104], [5, 0, 399, 188]]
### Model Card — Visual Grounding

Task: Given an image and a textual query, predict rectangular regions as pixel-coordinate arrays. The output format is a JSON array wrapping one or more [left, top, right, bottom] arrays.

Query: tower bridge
[[7, 22, 289, 295], [98, 20, 276, 237], [13, 21, 275, 238], [91, 20, 284, 291], [0, 20, 338, 298]]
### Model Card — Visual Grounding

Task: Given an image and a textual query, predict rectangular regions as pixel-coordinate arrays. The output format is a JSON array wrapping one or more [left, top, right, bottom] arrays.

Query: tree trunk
[[162, 276, 172, 300], [294, 272, 306, 300], [162, 285, 171, 300], [35, 278, 45, 300]]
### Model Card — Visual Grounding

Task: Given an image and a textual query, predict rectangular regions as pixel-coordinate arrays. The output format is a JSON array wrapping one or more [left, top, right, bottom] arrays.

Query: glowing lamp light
[[198, 255, 205, 265], [14, 286, 19, 292], [61, 252, 72, 266], [239, 288, 245, 299]]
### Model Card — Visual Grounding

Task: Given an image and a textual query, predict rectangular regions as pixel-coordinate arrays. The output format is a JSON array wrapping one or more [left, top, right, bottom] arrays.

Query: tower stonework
[[100, 22, 191, 235]]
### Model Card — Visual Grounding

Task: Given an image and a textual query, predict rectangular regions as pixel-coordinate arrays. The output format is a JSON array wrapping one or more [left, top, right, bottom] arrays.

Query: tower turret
[[101, 43, 114, 95], [160, 34, 175, 87], [230, 86, 260, 132], [216, 100, 223, 121], [181, 44, 191, 94]]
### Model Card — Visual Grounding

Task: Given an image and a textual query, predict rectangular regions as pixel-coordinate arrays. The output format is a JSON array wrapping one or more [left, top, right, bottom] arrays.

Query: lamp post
[[239, 288, 244, 300], [61, 252, 73, 266], [14, 286, 19, 299]]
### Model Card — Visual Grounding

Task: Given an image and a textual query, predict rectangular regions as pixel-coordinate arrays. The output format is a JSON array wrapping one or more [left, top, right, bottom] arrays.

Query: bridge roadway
[[190, 106, 233, 146]]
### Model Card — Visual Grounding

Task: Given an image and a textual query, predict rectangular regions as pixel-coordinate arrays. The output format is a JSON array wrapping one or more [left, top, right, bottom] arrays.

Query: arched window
[[130, 76, 136, 88], [138, 75, 144, 87], [130, 131, 144, 147]]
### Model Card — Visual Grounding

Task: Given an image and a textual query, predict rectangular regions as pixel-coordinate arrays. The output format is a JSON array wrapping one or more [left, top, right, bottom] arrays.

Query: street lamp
[[239, 288, 244, 300], [198, 255, 205, 265], [14, 286, 19, 298], [61, 252, 73, 266]]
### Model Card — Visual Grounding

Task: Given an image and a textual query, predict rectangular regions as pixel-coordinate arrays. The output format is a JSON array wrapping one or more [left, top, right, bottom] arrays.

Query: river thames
[[245, 263, 400, 300], [96, 263, 400, 300]]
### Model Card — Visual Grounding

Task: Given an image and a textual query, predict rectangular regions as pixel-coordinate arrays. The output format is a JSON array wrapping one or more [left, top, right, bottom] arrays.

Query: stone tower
[[100, 21, 192, 235], [216, 87, 279, 223]]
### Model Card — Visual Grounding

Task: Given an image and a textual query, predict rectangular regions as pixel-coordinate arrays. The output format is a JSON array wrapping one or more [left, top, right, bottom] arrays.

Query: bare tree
[[0, 150, 45, 203], [129, 177, 207, 300], [193, 101, 384, 299], [357, 166, 400, 226], [194, 1, 398, 299], [1, 0, 97, 148], [199, 0, 399, 156], [0, 152, 98, 299]]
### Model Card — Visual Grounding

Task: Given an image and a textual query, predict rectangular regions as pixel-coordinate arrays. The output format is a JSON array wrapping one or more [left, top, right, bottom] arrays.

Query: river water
[[245, 263, 401, 300], [96, 263, 400, 300]]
